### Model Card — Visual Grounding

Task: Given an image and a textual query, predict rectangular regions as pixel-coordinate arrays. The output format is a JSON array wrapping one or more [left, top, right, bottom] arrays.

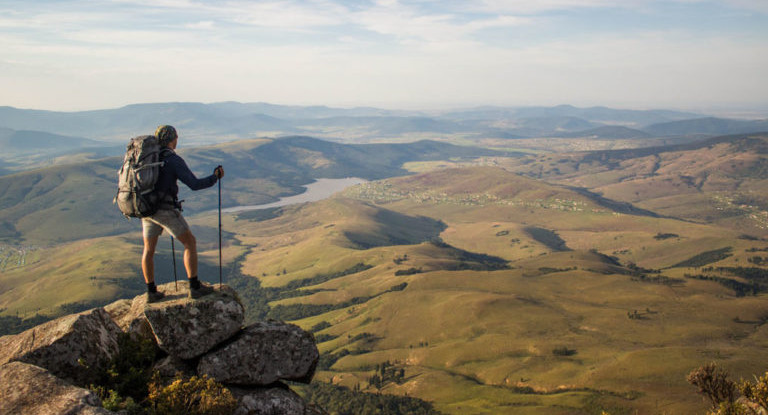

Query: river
[[221, 177, 367, 213]]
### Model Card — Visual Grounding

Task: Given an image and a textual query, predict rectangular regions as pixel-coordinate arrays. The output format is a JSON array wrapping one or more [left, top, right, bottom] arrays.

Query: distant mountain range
[[0, 128, 105, 154], [1, 103, 766, 148]]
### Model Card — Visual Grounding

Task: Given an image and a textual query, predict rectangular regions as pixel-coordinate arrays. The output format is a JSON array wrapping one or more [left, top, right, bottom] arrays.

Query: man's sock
[[147, 282, 157, 293], [189, 276, 201, 289]]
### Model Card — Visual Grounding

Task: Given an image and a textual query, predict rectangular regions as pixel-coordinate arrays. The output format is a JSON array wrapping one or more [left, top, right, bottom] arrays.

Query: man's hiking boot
[[146, 291, 165, 303], [189, 282, 215, 299]]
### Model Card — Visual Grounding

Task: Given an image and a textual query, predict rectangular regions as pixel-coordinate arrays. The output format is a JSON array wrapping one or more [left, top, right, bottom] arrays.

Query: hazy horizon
[[2, 1, 767, 113]]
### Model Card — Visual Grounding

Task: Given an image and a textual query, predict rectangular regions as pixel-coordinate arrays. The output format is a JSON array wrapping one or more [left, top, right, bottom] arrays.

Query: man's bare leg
[[175, 230, 214, 297], [175, 230, 197, 279], [142, 234, 165, 302], [142, 235, 160, 284]]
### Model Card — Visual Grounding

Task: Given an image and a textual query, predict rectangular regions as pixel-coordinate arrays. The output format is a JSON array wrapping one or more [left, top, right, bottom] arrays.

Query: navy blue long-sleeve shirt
[[156, 149, 217, 206]]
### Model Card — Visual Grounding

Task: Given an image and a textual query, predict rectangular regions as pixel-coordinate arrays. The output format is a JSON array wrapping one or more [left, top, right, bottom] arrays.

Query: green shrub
[[93, 333, 159, 402], [686, 363, 768, 414], [147, 373, 237, 415]]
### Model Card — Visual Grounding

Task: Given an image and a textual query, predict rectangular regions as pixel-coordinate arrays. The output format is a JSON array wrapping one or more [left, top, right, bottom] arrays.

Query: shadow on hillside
[[344, 209, 447, 249], [524, 227, 571, 252], [567, 187, 662, 218]]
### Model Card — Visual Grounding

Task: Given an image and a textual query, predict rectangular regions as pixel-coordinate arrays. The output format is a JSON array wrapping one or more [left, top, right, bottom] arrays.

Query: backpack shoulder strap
[[159, 147, 174, 160]]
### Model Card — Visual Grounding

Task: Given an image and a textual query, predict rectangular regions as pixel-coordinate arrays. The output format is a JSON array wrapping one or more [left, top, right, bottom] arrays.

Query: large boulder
[[231, 385, 325, 415], [143, 282, 244, 359], [104, 297, 154, 342], [0, 361, 114, 415], [198, 320, 319, 385], [0, 307, 120, 385]]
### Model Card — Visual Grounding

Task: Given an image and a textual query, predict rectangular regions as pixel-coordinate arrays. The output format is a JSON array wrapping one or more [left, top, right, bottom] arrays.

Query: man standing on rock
[[142, 125, 224, 302]]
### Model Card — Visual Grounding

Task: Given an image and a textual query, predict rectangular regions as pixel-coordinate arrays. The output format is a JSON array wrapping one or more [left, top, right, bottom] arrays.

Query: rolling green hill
[[209, 166, 768, 414], [0, 137, 505, 325], [0, 136, 506, 244], [3, 131, 768, 414], [496, 133, 768, 233]]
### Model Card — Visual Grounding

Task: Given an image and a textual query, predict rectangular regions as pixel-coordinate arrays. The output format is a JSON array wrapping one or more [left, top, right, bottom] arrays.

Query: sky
[[1, 0, 767, 113]]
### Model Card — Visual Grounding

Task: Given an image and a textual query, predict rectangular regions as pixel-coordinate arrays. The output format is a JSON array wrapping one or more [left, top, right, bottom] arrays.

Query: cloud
[[351, 1, 530, 45], [185, 20, 215, 29], [0, 0, 766, 110], [474, 0, 641, 14]]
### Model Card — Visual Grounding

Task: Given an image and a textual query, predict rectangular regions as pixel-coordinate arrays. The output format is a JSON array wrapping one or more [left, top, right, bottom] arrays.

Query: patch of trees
[[672, 247, 733, 268], [317, 347, 374, 370], [310, 321, 332, 332], [303, 381, 441, 415], [630, 273, 684, 286], [228, 255, 375, 323], [314, 333, 339, 343], [688, 266, 768, 296], [588, 249, 623, 267], [537, 266, 575, 275], [627, 263, 660, 275], [395, 267, 422, 276], [392, 254, 408, 265], [739, 234, 768, 241], [389, 282, 408, 291], [367, 361, 406, 390], [552, 346, 577, 357], [718, 266, 768, 285], [747, 256, 768, 265], [267, 283, 408, 321], [349, 332, 380, 345], [429, 239, 510, 271], [0, 313, 50, 336], [627, 308, 657, 320], [58, 299, 109, 315], [685, 274, 762, 297], [234, 206, 283, 222], [284, 263, 374, 290], [227, 253, 271, 323], [653, 233, 679, 240], [318, 349, 351, 370]]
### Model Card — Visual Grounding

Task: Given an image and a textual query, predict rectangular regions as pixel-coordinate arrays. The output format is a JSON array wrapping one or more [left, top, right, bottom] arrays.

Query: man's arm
[[170, 155, 218, 191]]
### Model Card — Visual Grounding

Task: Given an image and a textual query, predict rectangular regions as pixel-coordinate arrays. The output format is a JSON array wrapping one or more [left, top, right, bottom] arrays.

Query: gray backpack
[[114, 135, 168, 218]]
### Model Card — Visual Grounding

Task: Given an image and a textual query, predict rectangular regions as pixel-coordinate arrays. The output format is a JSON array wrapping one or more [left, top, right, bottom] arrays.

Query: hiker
[[142, 125, 224, 302]]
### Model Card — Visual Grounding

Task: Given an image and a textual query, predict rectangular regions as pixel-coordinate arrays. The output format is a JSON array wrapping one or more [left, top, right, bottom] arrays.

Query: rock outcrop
[[0, 307, 120, 385], [230, 386, 326, 415], [143, 283, 244, 359], [0, 282, 322, 414], [199, 320, 319, 385], [0, 361, 112, 415], [104, 297, 153, 342]]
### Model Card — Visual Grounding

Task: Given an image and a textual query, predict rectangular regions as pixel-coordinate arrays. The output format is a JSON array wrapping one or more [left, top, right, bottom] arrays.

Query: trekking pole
[[217, 165, 223, 289], [171, 236, 178, 291]]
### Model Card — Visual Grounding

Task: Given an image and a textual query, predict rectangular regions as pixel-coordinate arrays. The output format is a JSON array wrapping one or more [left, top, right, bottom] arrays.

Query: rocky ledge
[[0, 282, 323, 415]]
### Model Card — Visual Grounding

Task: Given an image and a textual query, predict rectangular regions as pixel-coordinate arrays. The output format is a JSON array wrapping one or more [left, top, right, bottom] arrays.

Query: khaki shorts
[[142, 209, 191, 239]]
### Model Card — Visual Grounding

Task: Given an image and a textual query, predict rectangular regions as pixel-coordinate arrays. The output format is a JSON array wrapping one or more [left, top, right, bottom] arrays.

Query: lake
[[222, 177, 367, 213]]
